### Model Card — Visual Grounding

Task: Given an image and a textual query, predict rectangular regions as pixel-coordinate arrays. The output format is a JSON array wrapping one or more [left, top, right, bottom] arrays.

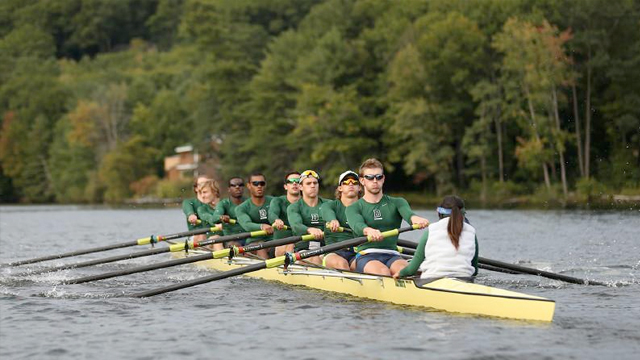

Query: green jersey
[[345, 194, 416, 252], [195, 203, 221, 237], [182, 198, 206, 231], [320, 199, 355, 245], [287, 197, 328, 251], [268, 195, 295, 240], [236, 196, 274, 244], [212, 197, 247, 236]]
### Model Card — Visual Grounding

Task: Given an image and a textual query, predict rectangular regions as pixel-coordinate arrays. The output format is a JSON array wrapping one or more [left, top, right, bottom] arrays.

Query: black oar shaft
[[7, 226, 221, 267], [477, 257, 607, 286], [133, 263, 267, 298], [67, 253, 214, 285], [8, 241, 140, 266], [29, 247, 169, 275], [67, 234, 310, 284]]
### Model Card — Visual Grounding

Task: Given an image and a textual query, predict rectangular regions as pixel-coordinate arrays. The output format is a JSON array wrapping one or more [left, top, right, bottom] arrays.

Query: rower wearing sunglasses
[[235, 173, 274, 259], [286, 170, 328, 265], [346, 158, 430, 276], [320, 170, 362, 271], [268, 171, 301, 257]]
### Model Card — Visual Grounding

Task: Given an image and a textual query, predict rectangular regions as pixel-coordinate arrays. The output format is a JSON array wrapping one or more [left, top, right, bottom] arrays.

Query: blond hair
[[358, 158, 384, 177], [198, 179, 221, 198]]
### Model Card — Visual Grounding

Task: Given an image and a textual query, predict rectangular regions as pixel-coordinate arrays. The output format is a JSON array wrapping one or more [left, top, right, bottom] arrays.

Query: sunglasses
[[285, 178, 300, 184], [341, 178, 359, 186], [229, 183, 244, 188], [251, 181, 266, 187], [300, 170, 320, 180], [363, 174, 384, 181]]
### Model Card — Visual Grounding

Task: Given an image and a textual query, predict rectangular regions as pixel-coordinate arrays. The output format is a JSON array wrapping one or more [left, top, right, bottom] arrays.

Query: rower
[[345, 158, 429, 276], [394, 196, 479, 284], [320, 170, 362, 271], [235, 173, 274, 259], [268, 171, 301, 256], [286, 170, 328, 265], [201, 177, 247, 250], [194, 180, 222, 250], [181, 175, 212, 243]]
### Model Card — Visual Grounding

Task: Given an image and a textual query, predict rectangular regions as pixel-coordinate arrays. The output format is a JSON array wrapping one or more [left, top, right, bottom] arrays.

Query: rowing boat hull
[[173, 251, 555, 322]]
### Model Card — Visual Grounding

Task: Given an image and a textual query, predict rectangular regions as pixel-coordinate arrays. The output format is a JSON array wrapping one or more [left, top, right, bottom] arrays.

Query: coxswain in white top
[[394, 195, 479, 282]]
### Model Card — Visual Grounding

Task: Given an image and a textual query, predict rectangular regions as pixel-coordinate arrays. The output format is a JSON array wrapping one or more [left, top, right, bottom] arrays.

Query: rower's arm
[[196, 205, 216, 226], [182, 198, 198, 217], [394, 197, 417, 223], [398, 231, 428, 278], [345, 203, 367, 236], [209, 200, 227, 223], [267, 197, 282, 224], [320, 201, 337, 222], [236, 203, 263, 231], [286, 203, 307, 235], [472, 235, 479, 276]]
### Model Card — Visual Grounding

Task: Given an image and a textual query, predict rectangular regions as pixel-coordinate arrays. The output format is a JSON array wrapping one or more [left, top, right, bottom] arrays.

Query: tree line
[[1, 0, 639, 205]]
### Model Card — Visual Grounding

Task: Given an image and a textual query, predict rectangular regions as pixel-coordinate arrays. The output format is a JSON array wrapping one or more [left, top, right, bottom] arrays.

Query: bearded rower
[[345, 158, 429, 276], [286, 170, 327, 265], [235, 173, 274, 259], [320, 170, 362, 271], [268, 171, 301, 257]]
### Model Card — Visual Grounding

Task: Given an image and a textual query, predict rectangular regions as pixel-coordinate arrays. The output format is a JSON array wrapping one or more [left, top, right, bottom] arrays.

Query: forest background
[[1, 0, 639, 208]]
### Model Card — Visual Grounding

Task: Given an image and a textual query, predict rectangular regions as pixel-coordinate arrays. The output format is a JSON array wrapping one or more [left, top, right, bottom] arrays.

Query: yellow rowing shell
[[172, 251, 555, 322]]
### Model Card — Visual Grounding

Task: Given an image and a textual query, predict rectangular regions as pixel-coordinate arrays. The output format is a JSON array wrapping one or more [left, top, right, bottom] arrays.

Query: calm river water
[[1, 205, 639, 359]]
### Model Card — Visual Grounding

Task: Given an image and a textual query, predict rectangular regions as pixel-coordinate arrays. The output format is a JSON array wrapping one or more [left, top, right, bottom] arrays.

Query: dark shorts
[[355, 252, 404, 273], [327, 248, 356, 265]]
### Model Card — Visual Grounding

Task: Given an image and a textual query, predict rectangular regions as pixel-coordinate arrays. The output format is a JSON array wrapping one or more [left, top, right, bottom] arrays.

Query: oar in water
[[396, 238, 607, 286], [24, 226, 263, 276], [6, 220, 235, 267], [66, 227, 343, 285], [131, 225, 420, 298]]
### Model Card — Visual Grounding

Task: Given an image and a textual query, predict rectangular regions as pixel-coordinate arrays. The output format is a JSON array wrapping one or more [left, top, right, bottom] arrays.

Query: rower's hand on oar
[[363, 227, 383, 241], [326, 220, 340, 232], [188, 214, 199, 225], [410, 216, 429, 229], [273, 219, 285, 230], [307, 227, 324, 240], [219, 215, 231, 223], [260, 224, 274, 235]]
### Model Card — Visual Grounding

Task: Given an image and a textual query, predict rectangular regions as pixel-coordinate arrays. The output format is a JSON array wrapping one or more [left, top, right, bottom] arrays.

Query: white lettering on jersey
[[259, 209, 268, 220], [373, 209, 383, 221]]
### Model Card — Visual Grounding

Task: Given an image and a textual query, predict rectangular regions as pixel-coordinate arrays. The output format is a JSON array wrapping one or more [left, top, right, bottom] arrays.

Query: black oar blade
[[131, 262, 267, 298]]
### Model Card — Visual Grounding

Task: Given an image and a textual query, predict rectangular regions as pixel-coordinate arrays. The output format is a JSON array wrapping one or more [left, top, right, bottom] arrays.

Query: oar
[[65, 228, 342, 284], [6, 221, 234, 267], [66, 230, 317, 285], [24, 227, 261, 276], [131, 225, 419, 298], [396, 239, 607, 286]]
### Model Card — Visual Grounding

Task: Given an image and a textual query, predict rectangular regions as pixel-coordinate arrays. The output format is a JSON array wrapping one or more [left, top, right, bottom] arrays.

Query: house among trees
[[164, 145, 199, 181]]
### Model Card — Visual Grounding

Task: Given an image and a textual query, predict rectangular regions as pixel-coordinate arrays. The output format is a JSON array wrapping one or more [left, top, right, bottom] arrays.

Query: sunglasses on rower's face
[[251, 181, 266, 187], [341, 179, 359, 186], [229, 183, 244, 188], [285, 178, 300, 184], [363, 174, 384, 181]]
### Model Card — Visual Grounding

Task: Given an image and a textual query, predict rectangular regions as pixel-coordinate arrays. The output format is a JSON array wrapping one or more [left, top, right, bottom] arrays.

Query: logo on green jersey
[[310, 213, 319, 223], [373, 209, 382, 220], [259, 209, 267, 220]]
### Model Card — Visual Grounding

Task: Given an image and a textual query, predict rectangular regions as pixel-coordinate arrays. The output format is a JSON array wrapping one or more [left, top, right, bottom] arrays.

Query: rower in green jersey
[[345, 158, 430, 277], [320, 170, 362, 271], [235, 173, 274, 259], [268, 171, 301, 257], [195, 179, 222, 249], [203, 176, 247, 250], [287, 170, 328, 266], [181, 175, 212, 243]]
